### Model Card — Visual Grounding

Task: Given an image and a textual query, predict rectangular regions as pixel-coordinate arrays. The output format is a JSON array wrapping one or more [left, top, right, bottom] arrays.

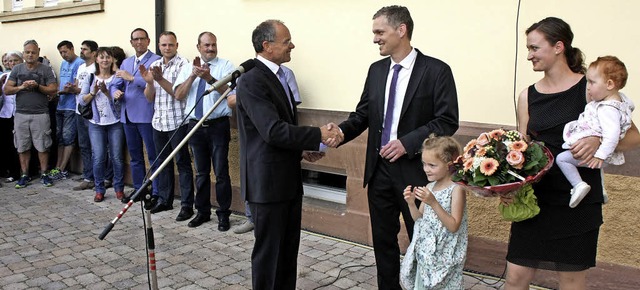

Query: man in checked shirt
[[141, 31, 194, 217]]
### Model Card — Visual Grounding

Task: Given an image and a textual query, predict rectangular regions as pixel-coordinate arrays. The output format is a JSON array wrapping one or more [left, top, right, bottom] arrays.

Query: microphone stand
[[98, 73, 241, 290]]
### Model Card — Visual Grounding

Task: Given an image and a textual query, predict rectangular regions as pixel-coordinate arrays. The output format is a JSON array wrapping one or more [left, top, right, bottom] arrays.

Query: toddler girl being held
[[557, 56, 634, 207]]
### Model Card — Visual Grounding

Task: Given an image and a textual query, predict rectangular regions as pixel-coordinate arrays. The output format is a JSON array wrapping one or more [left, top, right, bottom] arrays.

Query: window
[[12, 0, 23, 11], [0, 0, 103, 23], [301, 169, 347, 204], [43, 0, 57, 7]]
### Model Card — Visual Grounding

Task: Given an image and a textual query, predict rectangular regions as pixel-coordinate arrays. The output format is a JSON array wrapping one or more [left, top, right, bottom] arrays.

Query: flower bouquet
[[452, 129, 554, 221]]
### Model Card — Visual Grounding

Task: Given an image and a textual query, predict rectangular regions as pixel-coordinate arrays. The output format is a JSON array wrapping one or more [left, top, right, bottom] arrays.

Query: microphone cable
[[469, 0, 523, 289], [312, 263, 376, 290], [513, 0, 522, 132]]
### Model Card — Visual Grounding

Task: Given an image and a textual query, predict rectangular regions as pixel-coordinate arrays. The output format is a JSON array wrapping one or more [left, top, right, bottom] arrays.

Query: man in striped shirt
[[141, 31, 194, 216]]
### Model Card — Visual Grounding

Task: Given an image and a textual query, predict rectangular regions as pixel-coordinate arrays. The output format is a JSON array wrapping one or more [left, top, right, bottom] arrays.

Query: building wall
[[2, 0, 639, 125]]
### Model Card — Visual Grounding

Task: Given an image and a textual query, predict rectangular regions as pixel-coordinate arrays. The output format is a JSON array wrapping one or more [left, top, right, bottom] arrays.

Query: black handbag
[[77, 73, 95, 119]]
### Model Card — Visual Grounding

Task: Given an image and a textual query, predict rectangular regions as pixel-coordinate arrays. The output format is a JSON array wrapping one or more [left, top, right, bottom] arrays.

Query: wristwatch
[[207, 77, 217, 85]]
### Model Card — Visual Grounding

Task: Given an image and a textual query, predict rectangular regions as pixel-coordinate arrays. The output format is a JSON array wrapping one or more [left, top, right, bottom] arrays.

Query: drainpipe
[[155, 0, 165, 54]]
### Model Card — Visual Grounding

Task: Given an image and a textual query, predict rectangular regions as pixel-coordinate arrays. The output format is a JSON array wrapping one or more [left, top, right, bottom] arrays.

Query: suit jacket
[[339, 49, 459, 187], [236, 59, 322, 203], [112, 50, 161, 123]]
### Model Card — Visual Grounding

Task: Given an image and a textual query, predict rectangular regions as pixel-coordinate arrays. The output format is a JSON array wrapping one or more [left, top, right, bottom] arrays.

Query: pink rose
[[476, 133, 491, 146], [506, 150, 524, 169]]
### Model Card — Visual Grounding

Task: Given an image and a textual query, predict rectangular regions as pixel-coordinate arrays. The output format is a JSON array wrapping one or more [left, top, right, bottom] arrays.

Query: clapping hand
[[150, 66, 163, 81], [403, 185, 415, 204], [321, 122, 344, 148], [60, 82, 74, 94], [22, 80, 38, 90], [414, 186, 435, 206], [97, 80, 109, 95], [115, 68, 134, 81], [190, 56, 210, 79], [140, 65, 153, 84]]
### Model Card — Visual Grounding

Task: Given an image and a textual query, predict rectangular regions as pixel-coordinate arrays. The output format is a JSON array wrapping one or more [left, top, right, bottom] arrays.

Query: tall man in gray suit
[[329, 6, 459, 289]]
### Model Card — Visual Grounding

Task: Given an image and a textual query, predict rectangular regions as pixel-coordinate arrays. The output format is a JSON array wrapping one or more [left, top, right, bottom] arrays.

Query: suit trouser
[[368, 158, 415, 290], [188, 118, 232, 217], [152, 125, 194, 207], [123, 121, 158, 196], [249, 196, 302, 290]]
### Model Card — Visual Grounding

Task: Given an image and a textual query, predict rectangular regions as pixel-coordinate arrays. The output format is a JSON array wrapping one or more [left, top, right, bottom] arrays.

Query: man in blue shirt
[[49, 40, 84, 180], [173, 32, 235, 230]]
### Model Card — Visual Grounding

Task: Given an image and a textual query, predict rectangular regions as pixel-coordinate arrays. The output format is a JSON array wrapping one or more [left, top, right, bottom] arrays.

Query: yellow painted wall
[[2, 0, 639, 126]]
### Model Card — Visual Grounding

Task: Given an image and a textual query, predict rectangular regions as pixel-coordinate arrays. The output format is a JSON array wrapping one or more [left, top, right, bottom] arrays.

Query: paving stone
[[76, 272, 101, 285], [0, 177, 534, 290], [40, 281, 67, 290], [3, 282, 28, 289]]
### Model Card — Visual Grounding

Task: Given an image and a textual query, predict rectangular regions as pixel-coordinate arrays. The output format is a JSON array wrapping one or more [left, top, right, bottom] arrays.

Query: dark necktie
[[194, 78, 206, 119], [277, 67, 293, 111], [381, 64, 402, 148]]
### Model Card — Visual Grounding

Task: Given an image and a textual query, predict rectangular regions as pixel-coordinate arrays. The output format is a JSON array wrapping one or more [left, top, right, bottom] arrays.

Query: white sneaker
[[603, 192, 609, 204], [233, 220, 254, 234], [569, 182, 591, 208]]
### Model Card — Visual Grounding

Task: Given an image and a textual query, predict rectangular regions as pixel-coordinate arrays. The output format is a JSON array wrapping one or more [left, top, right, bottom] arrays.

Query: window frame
[[0, 0, 103, 23]]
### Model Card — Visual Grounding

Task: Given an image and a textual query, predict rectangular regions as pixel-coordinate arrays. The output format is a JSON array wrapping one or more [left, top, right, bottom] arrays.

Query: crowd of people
[[2, 5, 640, 290], [0, 29, 244, 233]]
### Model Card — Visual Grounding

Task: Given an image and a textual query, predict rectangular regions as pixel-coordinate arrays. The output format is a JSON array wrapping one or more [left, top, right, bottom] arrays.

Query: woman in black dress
[[504, 17, 640, 289]]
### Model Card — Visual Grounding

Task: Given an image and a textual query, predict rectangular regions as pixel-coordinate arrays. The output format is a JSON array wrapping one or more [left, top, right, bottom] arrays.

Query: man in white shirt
[[141, 31, 193, 217]]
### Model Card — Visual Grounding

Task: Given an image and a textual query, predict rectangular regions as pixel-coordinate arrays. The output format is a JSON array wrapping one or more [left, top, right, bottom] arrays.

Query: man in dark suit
[[330, 6, 459, 289], [236, 20, 340, 290]]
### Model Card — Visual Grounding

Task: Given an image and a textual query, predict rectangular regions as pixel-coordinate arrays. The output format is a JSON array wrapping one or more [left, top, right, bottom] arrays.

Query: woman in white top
[[79, 47, 125, 202]]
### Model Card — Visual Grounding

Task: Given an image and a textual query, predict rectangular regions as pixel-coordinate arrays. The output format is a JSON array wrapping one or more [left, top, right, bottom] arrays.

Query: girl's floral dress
[[400, 182, 468, 290]]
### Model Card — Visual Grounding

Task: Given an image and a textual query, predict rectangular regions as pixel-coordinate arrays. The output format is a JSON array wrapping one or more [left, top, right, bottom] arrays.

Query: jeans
[[152, 125, 194, 207], [88, 122, 124, 194], [244, 202, 253, 223], [77, 116, 113, 181], [76, 115, 93, 180], [188, 117, 232, 217], [55, 110, 77, 146], [123, 122, 158, 195]]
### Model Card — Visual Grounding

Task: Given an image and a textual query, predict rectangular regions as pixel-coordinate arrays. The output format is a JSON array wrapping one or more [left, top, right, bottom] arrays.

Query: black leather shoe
[[188, 213, 211, 228], [150, 203, 173, 214], [218, 216, 230, 232], [175, 207, 194, 221]]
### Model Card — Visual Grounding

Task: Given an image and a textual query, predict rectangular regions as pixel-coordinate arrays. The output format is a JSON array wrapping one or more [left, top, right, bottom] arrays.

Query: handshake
[[320, 122, 344, 148]]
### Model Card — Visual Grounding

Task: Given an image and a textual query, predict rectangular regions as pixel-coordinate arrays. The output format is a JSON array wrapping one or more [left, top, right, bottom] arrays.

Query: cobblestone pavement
[[0, 176, 546, 289]]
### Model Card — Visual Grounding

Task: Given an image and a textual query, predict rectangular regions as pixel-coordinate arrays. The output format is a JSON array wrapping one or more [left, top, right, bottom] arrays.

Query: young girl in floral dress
[[400, 136, 468, 290]]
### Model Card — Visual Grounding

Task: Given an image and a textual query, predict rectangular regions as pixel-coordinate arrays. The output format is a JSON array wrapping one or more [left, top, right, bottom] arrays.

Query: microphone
[[202, 59, 256, 96]]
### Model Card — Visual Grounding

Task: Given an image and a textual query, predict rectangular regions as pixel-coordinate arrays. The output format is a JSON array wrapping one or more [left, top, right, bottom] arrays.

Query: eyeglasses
[[269, 40, 293, 46]]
